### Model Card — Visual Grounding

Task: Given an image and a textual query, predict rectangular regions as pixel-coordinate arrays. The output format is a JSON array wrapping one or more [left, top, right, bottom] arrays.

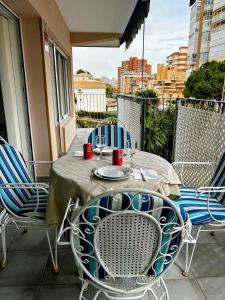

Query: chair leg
[[0, 224, 6, 269], [182, 226, 202, 277], [93, 291, 101, 300], [46, 226, 59, 274], [79, 281, 89, 300]]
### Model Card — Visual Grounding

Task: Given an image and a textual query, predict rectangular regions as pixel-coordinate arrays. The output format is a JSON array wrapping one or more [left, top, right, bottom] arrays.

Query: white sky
[[72, 0, 191, 78]]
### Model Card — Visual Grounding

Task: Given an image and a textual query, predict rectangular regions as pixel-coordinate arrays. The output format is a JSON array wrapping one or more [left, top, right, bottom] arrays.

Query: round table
[[47, 151, 181, 225]]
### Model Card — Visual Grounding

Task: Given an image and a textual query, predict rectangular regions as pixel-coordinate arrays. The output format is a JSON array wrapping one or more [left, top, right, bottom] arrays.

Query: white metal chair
[[173, 151, 225, 276], [0, 137, 58, 271], [63, 189, 189, 300]]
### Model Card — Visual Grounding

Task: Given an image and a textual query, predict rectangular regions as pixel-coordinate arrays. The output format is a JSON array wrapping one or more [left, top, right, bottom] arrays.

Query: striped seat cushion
[[0, 143, 48, 217], [72, 192, 185, 281], [88, 125, 132, 149], [175, 190, 225, 225]]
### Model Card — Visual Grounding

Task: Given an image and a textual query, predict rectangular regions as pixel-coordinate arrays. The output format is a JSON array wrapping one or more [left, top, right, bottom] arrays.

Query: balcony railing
[[117, 94, 176, 161]]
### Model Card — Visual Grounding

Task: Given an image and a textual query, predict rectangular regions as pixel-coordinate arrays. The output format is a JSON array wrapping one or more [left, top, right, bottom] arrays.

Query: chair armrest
[[195, 187, 225, 224], [0, 183, 49, 219]]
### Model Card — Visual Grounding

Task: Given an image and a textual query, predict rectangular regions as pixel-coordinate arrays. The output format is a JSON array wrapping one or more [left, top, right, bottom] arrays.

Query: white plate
[[94, 147, 116, 155], [94, 166, 132, 180]]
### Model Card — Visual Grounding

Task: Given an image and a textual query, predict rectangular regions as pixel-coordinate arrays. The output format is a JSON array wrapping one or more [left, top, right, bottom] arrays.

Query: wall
[[2, 0, 76, 171]]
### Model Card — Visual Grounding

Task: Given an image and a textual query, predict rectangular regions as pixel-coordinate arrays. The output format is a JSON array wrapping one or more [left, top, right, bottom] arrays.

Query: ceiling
[[55, 0, 138, 33]]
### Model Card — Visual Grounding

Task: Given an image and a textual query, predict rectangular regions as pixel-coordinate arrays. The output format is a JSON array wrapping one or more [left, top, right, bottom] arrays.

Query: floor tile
[[0, 226, 19, 251], [43, 248, 79, 285], [181, 242, 225, 278], [197, 276, 225, 300], [0, 286, 38, 300], [164, 279, 206, 300], [0, 250, 49, 286], [38, 284, 81, 300], [9, 227, 50, 251]]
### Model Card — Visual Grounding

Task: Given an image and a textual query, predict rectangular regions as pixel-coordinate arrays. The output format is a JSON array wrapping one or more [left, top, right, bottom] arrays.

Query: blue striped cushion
[[88, 125, 132, 149], [0, 143, 48, 217], [175, 195, 225, 225], [74, 192, 185, 280]]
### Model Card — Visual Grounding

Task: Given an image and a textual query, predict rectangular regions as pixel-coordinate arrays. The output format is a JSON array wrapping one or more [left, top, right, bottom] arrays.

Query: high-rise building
[[210, 0, 225, 61], [187, 0, 225, 76], [117, 57, 152, 94], [187, 0, 214, 75], [149, 47, 188, 100]]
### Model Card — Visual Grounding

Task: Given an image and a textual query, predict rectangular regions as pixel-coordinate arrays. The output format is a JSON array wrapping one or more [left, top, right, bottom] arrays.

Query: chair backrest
[[0, 142, 33, 214], [210, 151, 225, 205], [70, 189, 185, 295], [88, 125, 132, 149]]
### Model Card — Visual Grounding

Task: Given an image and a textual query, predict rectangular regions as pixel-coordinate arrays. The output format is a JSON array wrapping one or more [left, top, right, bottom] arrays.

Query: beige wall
[[2, 0, 76, 174]]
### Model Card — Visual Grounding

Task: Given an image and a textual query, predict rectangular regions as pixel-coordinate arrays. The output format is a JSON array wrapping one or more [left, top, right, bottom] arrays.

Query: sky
[[72, 0, 191, 79]]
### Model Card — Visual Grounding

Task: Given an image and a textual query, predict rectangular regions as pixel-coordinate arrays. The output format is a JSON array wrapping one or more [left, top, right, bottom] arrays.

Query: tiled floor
[[0, 129, 225, 299]]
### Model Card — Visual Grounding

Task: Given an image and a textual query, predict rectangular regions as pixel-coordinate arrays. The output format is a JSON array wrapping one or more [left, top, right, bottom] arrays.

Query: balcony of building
[[1, 0, 225, 299]]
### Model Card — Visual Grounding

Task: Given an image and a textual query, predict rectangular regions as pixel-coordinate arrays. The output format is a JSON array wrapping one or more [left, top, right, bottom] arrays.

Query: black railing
[[75, 93, 117, 128]]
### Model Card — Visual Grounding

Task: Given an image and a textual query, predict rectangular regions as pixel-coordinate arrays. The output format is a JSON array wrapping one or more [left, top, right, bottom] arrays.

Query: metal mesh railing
[[173, 99, 225, 187], [117, 95, 143, 149]]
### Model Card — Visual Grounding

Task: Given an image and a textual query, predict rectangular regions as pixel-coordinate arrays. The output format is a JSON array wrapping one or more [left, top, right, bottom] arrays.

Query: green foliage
[[106, 84, 114, 98], [76, 111, 117, 128], [136, 89, 159, 105], [184, 61, 225, 100], [76, 69, 91, 75], [144, 109, 175, 161]]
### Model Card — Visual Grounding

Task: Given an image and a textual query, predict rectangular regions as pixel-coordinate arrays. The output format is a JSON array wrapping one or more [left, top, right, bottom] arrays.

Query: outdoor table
[[46, 151, 181, 225]]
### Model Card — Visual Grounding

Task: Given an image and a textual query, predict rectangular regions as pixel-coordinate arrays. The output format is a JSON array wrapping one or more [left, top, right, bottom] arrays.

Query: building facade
[[117, 57, 152, 94], [150, 47, 188, 100], [187, 0, 225, 75], [210, 0, 225, 61], [74, 78, 106, 112]]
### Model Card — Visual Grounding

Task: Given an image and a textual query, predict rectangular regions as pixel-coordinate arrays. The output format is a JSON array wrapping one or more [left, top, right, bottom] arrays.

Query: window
[[49, 42, 70, 123]]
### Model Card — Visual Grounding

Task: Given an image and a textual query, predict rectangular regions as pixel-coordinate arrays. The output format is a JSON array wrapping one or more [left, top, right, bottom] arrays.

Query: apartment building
[[166, 46, 188, 81], [187, 0, 225, 75], [210, 0, 225, 61], [117, 57, 152, 94], [187, 0, 214, 75], [150, 47, 188, 100]]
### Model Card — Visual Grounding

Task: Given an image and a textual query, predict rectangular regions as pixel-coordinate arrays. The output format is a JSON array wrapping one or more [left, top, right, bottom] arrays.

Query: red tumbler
[[113, 149, 123, 166], [83, 143, 93, 159]]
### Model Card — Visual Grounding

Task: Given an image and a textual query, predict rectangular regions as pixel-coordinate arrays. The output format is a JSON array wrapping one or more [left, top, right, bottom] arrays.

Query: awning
[[190, 0, 197, 6], [120, 0, 151, 49]]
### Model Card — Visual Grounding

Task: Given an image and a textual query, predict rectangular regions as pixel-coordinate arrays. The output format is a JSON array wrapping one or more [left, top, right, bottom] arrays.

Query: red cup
[[83, 143, 93, 159], [113, 149, 123, 166]]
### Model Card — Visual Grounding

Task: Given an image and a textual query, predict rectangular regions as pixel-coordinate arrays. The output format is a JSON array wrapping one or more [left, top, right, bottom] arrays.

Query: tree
[[136, 89, 159, 105], [106, 84, 114, 98], [184, 61, 225, 100], [76, 69, 91, 75]]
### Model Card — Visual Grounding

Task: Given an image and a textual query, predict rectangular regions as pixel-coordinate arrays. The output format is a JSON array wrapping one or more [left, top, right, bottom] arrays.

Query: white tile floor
[[0, 129, 225, 299]]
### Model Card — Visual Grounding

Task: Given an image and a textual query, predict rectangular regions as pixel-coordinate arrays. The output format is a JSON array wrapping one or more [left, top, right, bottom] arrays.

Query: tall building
[[117, 57, 152, 94], [210, 0, 225, 61], [187, 0, 214, 75], [149, 47, 188, 100], [187, 0, 225, 76]]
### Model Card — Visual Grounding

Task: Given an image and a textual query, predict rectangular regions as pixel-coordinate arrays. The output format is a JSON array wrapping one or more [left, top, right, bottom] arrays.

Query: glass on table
[[96, 135, 106, 160], [125, 139, 138, 167]]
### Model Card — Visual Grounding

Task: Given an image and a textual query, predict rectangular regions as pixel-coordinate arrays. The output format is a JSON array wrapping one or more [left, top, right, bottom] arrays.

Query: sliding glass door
[[0, 4, 32, 161]]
